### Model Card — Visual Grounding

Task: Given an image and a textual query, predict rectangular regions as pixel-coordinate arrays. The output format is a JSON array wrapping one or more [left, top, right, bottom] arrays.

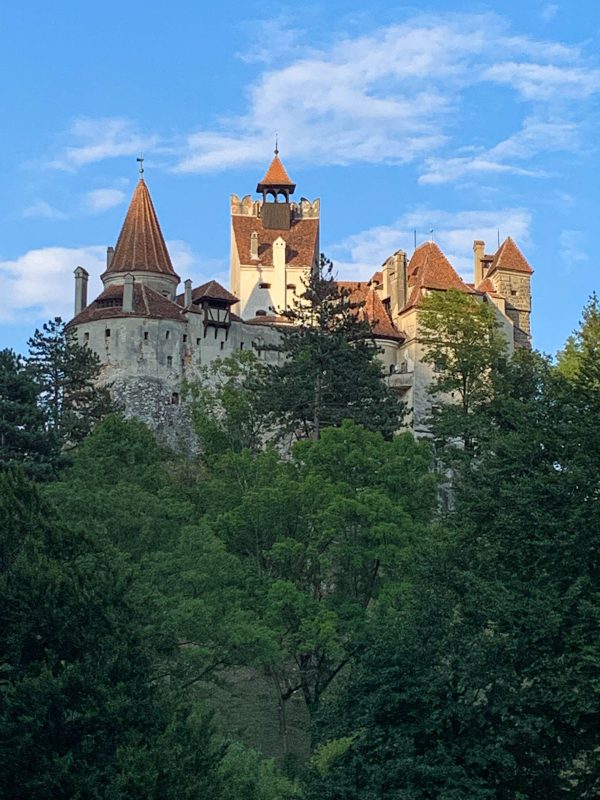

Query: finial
[[274, 134, 279, 156], [136, 153, 145, 177], [429, 227, 434, 243]]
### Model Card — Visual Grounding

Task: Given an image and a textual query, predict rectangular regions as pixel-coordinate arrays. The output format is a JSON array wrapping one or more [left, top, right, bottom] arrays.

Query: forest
[[1, 271, 599, 800]]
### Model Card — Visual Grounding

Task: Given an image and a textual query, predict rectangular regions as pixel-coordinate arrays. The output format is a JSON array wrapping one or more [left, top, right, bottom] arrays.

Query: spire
[[104, 179, 178, 278], [257, 145, 296, 196]]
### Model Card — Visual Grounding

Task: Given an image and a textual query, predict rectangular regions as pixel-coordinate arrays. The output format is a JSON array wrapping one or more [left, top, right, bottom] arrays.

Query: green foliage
[[219, 742, 299, 800], [0, 470, 226, 799], [556, 292, 600, 386], [418, 289, 508, 414], [187, 350, 269, 456], [304, 339, 600, 799], [0, 348, 56, 478], [27, 317, 114, 449], [197, 421, 436, 745], [257, 255, 403, 440]]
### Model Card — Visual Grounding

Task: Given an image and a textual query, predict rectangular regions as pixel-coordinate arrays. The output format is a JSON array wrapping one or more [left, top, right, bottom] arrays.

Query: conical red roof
[[489, 237, 533, 275], [105, 179, 178, 278], [257, 154, 296, 192]]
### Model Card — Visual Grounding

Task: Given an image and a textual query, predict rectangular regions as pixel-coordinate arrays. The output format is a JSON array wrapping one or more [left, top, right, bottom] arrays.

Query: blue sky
[[1, 0, 599, 355]]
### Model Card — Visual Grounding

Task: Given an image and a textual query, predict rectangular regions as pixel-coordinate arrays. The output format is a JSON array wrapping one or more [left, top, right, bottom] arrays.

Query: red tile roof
[[244, 314, 295, 327], [104, 179, 178, 279], [232, 215, 319, 268], [257, 154, 296, 190], [489, 237, 533, 275], [337, 281, 404, 341], [176, 280, 238, 306], [400, 242, 473, 310], [475, 277, 503, 298], [68, 283, 185, 326]]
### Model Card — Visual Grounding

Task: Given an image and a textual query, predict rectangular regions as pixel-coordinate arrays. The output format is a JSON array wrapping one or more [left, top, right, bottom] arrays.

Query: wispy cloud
[[172, 13, 599, 177], [328, 208, 532, 281], [85, 188, 126, 213], [419, 117, 578, 185], [43, 13, 600, 185], [541, 4, 559, 23], [559, 229, 588, 266], [49, 118, 159, 171], [22, 200, 67, 220]]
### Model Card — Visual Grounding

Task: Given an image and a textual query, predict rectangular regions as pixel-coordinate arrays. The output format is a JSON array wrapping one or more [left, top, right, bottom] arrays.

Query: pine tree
[[258, 255, 403, 440], [0, 349, 56, 477], [27, 317, 114, 448]]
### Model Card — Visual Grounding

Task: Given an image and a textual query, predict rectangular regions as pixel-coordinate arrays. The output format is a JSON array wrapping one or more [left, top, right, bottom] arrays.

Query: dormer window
[[256, 309, 267, 316]]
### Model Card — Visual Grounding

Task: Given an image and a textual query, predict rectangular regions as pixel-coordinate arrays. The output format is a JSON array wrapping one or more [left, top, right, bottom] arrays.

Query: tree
[[0, 348, 55, 477], [197, 422, 436, 752], [27, 317, 114, 449], [556, 292, 600, 384], [187, 350, 269, 456], [303, 341, 600, 799], [257, 255, 403, 440], [0, 469, 228, 799], [418, 290, 508, 443]]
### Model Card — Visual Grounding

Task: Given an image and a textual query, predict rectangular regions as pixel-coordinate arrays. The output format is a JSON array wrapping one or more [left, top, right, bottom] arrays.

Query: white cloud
[[419, 117, 577, 185], [43, 13, 600, 185], [0, 240, 225, 326], [559, 230, 588, 265], [541, 4, 559, 22], [22, 200, 67, 220], [0, 246, 106, 323], [172, 13, 599, 176], [49, 118, 160, 171], [85, 188, 126, 213], [328, 208, 532, 281]]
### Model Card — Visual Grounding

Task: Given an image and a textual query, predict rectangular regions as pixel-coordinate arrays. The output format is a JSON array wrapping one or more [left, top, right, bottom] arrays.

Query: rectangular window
[[259, 282, 271, 289], [144, 331, 149, 340], [84, 332, 90, 342], [105, 329, 111, 338], [196, 338, 201, 345], [220, 341, 225, 350], [183, 334, 188, 342], [165, 330, 170, 340], [167, 356, 173, 367], [240, 342, 244, 350]]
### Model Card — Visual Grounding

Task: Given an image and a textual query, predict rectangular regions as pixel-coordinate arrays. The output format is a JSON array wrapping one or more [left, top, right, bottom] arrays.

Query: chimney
[[106, 246, 115, 269], [123, 273, 134, 312], [250, 231, 259, 260], [473, 240, 485, 286], [385, 250, 408, 319], [73, 266, 89, 316], [184, 278, 193, 307]]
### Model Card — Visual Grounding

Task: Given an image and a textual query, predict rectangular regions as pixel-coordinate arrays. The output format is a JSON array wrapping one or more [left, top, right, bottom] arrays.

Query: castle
[[69, 151, 533, 439]]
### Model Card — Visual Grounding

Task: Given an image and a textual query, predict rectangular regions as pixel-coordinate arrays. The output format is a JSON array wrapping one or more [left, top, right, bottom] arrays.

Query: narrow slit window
[[105, 328, 111, 338], [165, 330, 170, 340], [144, 331, 149, 340], [167, 356, 173, 367]]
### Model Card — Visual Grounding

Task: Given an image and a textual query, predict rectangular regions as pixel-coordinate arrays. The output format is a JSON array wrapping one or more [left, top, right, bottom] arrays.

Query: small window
[[196, 338, 201, 345], [165, 330, 170, 340], [171, 392, 179, 405], [511, 289, 518, 296], [105, 328, 111, 338], [259, 282, 271, 289], [256, 309, 267, 316], [286, 283, 296, 290], [220, 341, 225, 351], [240, 342, 244, 350], [144, 331, 149, 341], [167, 356, 173, 367], [84, 332, 90, 342], [183, 334, 188, 343]]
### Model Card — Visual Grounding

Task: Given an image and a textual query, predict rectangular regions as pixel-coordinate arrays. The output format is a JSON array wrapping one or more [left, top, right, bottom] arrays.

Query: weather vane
[[274, 134, 279, 156], [137, 153, 144, 176]]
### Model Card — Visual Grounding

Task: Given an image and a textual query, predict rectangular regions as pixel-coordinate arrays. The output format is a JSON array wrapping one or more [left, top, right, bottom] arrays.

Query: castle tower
[[229, 149, 320, 319], [484, 237, 533, 338], [101, 178, 180, 300]]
